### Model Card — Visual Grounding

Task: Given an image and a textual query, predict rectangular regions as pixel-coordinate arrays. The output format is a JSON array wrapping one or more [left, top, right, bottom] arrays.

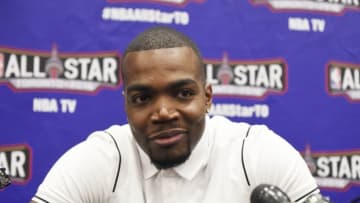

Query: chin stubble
[[148, 135, 192, 169]]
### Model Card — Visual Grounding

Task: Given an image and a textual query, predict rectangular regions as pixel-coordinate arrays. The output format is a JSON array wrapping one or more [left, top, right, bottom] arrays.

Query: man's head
[[122, 26, 212, 169], [121, 26, 205, 85]]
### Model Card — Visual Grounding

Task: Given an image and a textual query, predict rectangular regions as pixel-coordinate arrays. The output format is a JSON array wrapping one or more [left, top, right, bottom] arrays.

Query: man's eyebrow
[[125, 84, 152, 93], [125, 79, 197, 93], [168, 79, 197, 89]]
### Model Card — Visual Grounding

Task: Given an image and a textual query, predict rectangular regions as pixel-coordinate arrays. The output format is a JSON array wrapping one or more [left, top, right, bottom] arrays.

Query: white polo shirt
[[32, 116, 318, 203]]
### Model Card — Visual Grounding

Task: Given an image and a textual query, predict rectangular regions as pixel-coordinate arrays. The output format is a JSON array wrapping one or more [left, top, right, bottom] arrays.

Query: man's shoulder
[[86, 123, 132, 145], [71, 124, 135, 164], [30, 125, 134, 203], [208, 115, 270, 141], [208, 116, 282, 157]]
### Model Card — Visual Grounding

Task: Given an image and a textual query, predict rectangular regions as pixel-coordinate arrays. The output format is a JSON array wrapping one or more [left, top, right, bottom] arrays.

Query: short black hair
[[121, 26, 204, 83]]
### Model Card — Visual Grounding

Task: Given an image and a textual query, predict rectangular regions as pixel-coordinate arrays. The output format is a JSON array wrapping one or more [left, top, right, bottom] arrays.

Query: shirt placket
[[161, 169, 179, 203]]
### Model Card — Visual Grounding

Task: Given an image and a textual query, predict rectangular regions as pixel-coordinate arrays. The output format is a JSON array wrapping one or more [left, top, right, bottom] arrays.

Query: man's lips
[[148, 129, 187, 146]]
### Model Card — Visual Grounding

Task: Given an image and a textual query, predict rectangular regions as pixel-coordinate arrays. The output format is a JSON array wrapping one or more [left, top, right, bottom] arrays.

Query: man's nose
[[151, 98, 178, 122]]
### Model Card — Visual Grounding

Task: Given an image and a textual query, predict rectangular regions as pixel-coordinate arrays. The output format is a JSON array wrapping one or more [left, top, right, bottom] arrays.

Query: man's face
[[123, 47, 212, 169]]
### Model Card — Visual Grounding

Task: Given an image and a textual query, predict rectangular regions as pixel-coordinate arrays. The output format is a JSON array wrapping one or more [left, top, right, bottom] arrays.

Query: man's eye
[[177, 89, 195, 99], [131, 94, 151, 104]]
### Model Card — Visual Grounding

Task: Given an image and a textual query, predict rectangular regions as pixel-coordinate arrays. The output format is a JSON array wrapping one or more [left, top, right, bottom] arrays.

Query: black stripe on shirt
[[241, 126, 252, 186], [34, 195, 50, 203], [104, 130, 122, 193], [294, 187, 319, 202]]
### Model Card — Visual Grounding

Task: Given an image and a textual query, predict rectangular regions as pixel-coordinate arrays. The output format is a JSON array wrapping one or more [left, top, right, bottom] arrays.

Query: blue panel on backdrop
[[0, 0, 359, 202]]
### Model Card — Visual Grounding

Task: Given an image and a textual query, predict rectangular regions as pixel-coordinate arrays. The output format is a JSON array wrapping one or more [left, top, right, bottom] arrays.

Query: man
[[31, 26, 319, 203]]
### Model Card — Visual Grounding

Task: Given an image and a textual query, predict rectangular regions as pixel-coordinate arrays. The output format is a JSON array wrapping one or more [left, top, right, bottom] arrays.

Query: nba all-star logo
[[326, 61, 360, 102], [250, 0, 360, 14], [0, 45, 121, 93], [204, 53, 287, 99], [303, 144, 360, 190]]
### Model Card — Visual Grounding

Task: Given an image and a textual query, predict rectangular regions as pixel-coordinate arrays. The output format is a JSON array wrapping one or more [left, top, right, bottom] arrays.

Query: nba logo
[[330, 66, 341, 90]]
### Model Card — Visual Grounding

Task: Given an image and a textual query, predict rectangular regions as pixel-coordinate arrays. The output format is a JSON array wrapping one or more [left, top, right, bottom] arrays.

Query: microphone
[[250, 184, 291, 203], [0, 168, 11, 189], [250, 184, 331, 203]]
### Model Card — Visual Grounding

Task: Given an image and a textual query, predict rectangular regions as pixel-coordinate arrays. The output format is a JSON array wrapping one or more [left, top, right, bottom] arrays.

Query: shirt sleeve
[[32, 131, 120, 203], [244, 125, 319, 203]]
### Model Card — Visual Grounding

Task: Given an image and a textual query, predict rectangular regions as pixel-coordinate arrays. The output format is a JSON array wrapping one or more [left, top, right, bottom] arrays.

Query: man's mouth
[[149, 129, 187, 146]]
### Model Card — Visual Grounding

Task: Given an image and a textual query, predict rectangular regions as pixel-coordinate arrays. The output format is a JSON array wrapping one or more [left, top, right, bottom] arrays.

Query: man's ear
[[204, 83, 213, 110]]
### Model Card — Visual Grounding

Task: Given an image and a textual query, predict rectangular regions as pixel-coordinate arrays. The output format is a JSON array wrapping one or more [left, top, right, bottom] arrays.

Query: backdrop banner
[[0, 0, 359, 202]]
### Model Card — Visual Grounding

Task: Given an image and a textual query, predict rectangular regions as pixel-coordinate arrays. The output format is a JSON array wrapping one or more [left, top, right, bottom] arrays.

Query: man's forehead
[[121, 46, 203, 86]]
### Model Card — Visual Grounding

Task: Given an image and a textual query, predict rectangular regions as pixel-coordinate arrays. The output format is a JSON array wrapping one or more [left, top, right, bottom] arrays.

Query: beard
[[150, 151, 191, 169], [148, 136, 192, 169]]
